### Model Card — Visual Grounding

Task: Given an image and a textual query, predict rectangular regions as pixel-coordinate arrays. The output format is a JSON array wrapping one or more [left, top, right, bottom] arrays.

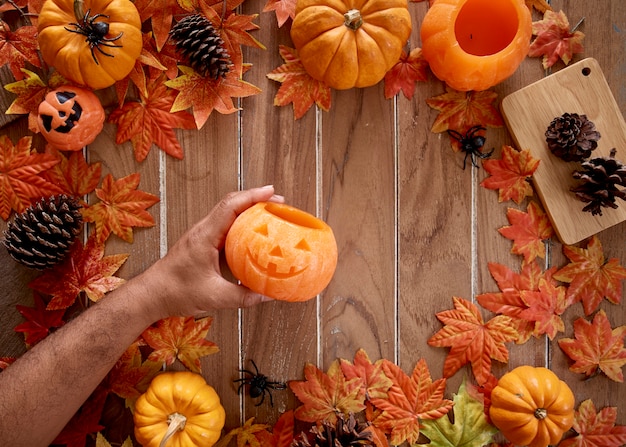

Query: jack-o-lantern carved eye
[[39, 91, 83, 133], [254, 224, 269, 236], [295, 239, 311, 251]]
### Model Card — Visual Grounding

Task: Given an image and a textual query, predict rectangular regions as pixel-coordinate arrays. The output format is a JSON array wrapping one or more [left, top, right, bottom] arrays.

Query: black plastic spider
[[447, 125, 494, 169], [64, 9, 124, 65], [234, 360, 286, 407]]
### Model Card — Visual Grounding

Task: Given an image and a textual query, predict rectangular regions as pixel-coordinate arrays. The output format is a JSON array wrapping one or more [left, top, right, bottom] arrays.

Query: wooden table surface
[[1, 0, 625, 444]]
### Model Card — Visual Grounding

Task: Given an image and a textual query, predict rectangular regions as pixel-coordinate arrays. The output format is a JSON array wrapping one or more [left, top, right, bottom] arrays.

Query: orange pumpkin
[[225, 202, 338, 302], [290, 0, 412, 90], [37, 86, 105, 151], [420, 0, 532, 91], [37, 0, 142, 90]]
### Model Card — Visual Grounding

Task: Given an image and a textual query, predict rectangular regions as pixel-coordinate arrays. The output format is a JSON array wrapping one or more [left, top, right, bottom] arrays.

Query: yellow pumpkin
[[489, 366, 575, 447], [37, 0, 142, 90], [134, 372, 226, 447], [290, 0, 412, 90]]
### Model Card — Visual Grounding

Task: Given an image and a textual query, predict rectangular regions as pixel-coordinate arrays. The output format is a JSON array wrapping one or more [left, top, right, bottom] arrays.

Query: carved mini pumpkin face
[[225, 202, 338, 302], [37, 86, 105, 151]]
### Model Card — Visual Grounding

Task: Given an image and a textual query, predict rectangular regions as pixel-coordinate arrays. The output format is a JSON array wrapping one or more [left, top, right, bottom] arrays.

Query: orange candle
[[420, 0, 532, 91]]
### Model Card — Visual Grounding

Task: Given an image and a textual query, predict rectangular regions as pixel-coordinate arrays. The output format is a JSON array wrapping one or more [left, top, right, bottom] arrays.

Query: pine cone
[[169, 14, 232, 79], [292, 413, 374, 447], [2, 195, 83, 269], [571, 148, 626, 216], [545, 113, 601, 162]]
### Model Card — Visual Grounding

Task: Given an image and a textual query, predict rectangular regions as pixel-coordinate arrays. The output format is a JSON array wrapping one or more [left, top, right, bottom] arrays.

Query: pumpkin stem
[[344, 9, 363, 31], [160, 412, 187, 447], [73, 0, 85, 21], [534, 408, 548, 420]]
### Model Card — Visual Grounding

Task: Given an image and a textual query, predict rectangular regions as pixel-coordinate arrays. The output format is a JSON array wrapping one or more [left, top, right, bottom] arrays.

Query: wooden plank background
[[1, 0, 625, 444]]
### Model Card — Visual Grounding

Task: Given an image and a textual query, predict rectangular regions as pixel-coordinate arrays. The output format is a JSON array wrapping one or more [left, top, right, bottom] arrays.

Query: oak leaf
[[14, 291, 66, 347], [0, 21, 40, 80], [340, 348, 392, 400], [559, 399, 626, 447], [42, 147, 102, 203], [267, 45, 331, 119], [369, 358, 453, 445], [498, 200, 555, 262], [29, 234, 128, 310], [553, 235, 626, 315], [428, 297, 518, 385], [558, 310, 626, 382], [141, 316, 219, 373], [384, 48, 429, 100], [480, 145, 540, 204], [529, 10, 584, 69], [263, 0, 296, 27]]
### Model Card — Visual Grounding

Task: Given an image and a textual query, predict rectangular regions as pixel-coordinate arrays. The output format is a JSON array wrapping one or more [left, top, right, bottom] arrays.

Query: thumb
[[214, 280, 273, 308]]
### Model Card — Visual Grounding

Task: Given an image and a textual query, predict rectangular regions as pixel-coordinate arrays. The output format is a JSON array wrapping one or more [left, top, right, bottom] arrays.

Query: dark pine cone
[[571, 148, 626, 216], [291, 413, 374, 447], [545, 112, 601, 162], [169, 14, 232, 79], [2, 195, 83, 269]]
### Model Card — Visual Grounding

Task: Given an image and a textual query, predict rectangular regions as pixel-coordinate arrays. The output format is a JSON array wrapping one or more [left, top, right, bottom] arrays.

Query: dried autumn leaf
[[529, 10, 584, 69], [559, 399, 626, 447], [554, 235, 626, 315], [428, 297, 518, 385], [0, 21, 40, 80], [290, 360, 366, 424], [29, 234, 128, 310], [498, 200, 555, 262], [42, 147, 102, 204], [267, 45, 330, 119], [369, 358, 453, 445], [0, 134, 62, 220], [216, 418, 270, 447], [81, 173, 160, 244], [14, 291, 66, 347], [263, 0, 296, 27], [340, 348, 392, 400], [384, 48, 429, 100], [558, 310, 626, 382], [141, 316, 219, 373], [480, 145, 540, 204]]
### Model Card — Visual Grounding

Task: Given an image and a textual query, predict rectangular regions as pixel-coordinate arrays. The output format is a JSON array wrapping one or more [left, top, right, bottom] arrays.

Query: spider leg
[[466, 125, 486, 138], [101, 31, 124, 43], [255, 390, 266, 406], [64, 25, 88, 35], [92, 42, 118, 60], [446, 129, 463, 141]]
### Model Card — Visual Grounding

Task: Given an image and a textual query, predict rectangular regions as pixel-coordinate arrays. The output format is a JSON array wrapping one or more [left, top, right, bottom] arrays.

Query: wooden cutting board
[[501, 58, 626, 245]]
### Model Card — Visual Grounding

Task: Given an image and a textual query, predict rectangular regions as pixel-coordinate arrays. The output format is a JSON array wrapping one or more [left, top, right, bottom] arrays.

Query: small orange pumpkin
[[489, 366, 575, 447], [420, 0, 532, 91], [225, 202, 338, 302], [37, 86, 105, 151]]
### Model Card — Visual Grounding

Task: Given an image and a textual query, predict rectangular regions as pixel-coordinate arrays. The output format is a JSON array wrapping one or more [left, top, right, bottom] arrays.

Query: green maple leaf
[[420, 377, 498, 447]]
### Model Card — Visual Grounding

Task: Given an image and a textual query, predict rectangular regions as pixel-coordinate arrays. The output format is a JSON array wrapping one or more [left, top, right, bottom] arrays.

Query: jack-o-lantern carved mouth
[[245, 248, 308, 279]]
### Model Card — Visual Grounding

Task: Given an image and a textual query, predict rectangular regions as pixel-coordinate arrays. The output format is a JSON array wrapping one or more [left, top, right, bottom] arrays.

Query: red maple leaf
[[0, 134, 62, 220], [558, 310, 626, 382], [529, 10, 584, 69], [141, 316, 219, 373], [369, 358, 453, 445], [263, 0, 296, 27], [559, 399, 626, 447], [0, 21, 40, 80], [29, 234, 128, 310], [41, 147, 102, 203], [480, 145, 540, 204], [14, 292, 66, 347], [498, 200, 555, 262], [554, 235, 626, 315], [267, 45, 331, 119], [53, 387, 107, 447], [339, 348, 392, 400], [262, 410, 295, 447], [81, 173, 160, 244], [384, 48, 429, 100], [109, 70, 197, 162], [427, 296, 518, 385]]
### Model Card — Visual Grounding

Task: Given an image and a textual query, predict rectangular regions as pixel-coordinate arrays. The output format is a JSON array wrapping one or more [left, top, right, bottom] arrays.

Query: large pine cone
[[169, 14, 232, 79], [545, 113, 601, 162], [2, 195, 83, 269], [571, 148, 626, 216], [292, 413, 374, 447]]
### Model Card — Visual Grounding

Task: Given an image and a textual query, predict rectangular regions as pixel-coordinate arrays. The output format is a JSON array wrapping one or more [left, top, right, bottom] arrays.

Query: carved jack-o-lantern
[[225, 202, 338, 302], [37, 86, 105, 151]]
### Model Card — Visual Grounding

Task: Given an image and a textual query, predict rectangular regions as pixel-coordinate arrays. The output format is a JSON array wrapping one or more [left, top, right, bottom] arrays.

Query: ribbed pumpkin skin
[[489, 366, 575, 447], [290, 0, 412, 90], [420, 0, 531, 91], [38, 0, 142, 90]]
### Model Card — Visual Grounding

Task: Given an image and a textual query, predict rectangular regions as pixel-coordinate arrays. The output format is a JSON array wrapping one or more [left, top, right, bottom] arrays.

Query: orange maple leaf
[[14, 292, 66, 348], [219, 417, 271, 447], [289, 360, 366, 424], [558, 310, 626, 382], [428, 296, 518, 385], [554, 235, 626, 315], [369, 358, 453, 445], [29, 233, 128, 310], [133, 0, 185, 51], [267, 45, 331, 119], [498, 200, 555, 262], [480, 145, 540, 204], [263, 0, 296, 27], [339, 348, 392, 400], [103, 342, 160, 403], [0, 135, 62, 220], [141, 316, 219, 373], [529, 10, 585, 69], [109, 70, 196, 162], [81, 173, 160, 244], [0, 21, 41, 80], [559, 399, 626, 447], [384, 48, 429, 100], [42, 147, 102, 204], [525, 0, 551, 13], [166, 65, 261, 129], [257, 410, 294, 447]]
